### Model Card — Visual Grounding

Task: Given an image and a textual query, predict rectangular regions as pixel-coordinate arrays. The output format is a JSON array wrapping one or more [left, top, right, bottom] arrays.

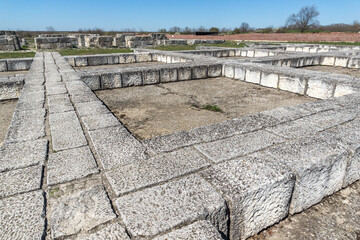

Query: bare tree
[[240, 22, 250, 33], [353, 20, 360, 32], [286, 5, 320, 33], [46, 26, 56, 32]]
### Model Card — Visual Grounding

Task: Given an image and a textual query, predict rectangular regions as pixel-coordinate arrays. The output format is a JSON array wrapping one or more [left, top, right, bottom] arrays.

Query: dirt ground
[[303, 66, 360, 78], [96, 77, 314, 140], [0, 70, 27, 76], [0, 99, 17, 146], [74, 62, 164, 71], [251, 180, 360, 240], [168, 33, 360, 42]]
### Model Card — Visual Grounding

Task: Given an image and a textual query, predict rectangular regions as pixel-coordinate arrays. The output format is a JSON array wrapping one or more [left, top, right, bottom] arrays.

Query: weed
[[202, 104, 223, 112], [0, 51, 35, 59]]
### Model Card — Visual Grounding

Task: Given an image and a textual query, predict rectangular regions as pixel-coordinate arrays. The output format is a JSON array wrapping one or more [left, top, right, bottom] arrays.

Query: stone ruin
[[0, 31, 21, 51], [0, 42, 359, 239]]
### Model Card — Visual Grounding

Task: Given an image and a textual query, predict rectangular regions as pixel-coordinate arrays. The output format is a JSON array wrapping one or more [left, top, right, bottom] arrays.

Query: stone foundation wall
[[35, 37, 79, 49], [0, 31, 21, 51]]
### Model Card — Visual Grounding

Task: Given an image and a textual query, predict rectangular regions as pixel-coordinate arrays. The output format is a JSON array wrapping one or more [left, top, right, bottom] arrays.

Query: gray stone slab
[[47, 94, 74, 114], [260, 105, 312, 124], [153, 221, 223, 240], [0, 191, 45, 239], [0, 139, 48, 172], [142, 131, 200, 154], [0, 165, 42, 198], [115, 174, 228, 238], [47, 146, 99, 186], [266, 118, 322, 139], [143, 68, 160, 85], [100, 72, 122, 89], [88, 126, 146, 170], [298, 99, 340, 113], [160, 67, 178, 82], [195, 130, 284, 163], [74, 223, 130, 240], [266, 136, 348, 214], [200, 152, 295, 240], [81, 113, 120, 131], [46, 84, 68, 95], [122, 70, 143, 87], [106, 147, 210, 196], [49, 184, 116, 239], [49, 111, 87, 151], [192, 65, 208, 79], [177, 66, 192, 80], [71, 92, 99, 103]]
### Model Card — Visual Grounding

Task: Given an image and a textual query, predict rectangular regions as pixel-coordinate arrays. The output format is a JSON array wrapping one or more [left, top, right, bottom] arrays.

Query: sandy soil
[[74, 62, 164, 71], [0, 99, 17, 146], [96, 77, 314, 140], [250, 180, 360, 240], [303, 66, 360, 78], [168, 33, 360, 42], [0, 70, 27, 76]]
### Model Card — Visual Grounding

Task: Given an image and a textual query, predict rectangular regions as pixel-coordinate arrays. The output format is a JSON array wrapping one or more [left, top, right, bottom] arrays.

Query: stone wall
[[35, 37, 79, 49], [0, 31, 21, 51]]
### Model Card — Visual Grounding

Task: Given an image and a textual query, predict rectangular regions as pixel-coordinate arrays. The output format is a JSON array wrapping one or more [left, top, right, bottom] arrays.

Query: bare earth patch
[[96, 77, 314, 140], [0, 99, 17, 146], [303, 66, 360, 78]]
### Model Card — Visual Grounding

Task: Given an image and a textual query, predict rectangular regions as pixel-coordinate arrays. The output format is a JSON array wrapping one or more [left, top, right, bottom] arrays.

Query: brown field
[[167, 32, 360, 42]]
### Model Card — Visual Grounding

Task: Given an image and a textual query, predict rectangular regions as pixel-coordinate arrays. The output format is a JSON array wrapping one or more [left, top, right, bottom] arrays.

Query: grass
[[58, 48, 133, 56], [0, 51, 36, 59], [202, 104, 223, 112], [203, 41, 247, 48]]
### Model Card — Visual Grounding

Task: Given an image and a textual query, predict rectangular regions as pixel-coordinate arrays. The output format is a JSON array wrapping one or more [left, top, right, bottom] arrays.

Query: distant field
[[168, 33, 360, 43], [151, 41, 247, 51], [58, 48, 133, 56], [0, 52, 35, 59]]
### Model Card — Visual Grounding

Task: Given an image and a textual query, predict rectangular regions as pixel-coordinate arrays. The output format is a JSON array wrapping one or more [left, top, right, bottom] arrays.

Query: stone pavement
[[0, 45, 359, 239]]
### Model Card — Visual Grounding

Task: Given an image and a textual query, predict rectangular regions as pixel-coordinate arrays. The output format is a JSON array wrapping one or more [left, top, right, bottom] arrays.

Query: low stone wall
[[0, 31, 21, 51], [0, 58, 33, 72], [35, 37, 78, 49], [0, 75, 25, 100]]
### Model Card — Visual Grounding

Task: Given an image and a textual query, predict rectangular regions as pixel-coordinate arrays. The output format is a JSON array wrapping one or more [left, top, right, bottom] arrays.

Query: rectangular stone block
[[73, 223, 130, 240], [195, 130, 284, 163], [75, 57, 88, 67], [320, 56, 335, 66], [75, 101, 110, 117], [261, 72, 278, 88], [81, 113, 120, 131], [245, 69, 261, 84], [47, 94, 73, 114], [106, 147, 210, 196], [88, 126, 146, 170], [82, 74, 101, 90], [261, 105, 312, 123], [192, 65, 208, 79], [266, 136, 348, 214], [234, 67, 246, 80], [7, 59, 32, 71], [87, 56, 107, 66], [100, 72, 122, 89], [208, 64, 222, 78], [279, 75, 307, 95], [115, 174, 228, 238], [266, 118, 321, 139], [200, 152, 295, 240], [224, 65, 235, 78], [122, 70, 143, 87], [0, 60, 7, 72], [143, 69, 160, 84], [306, 77, 336, 99], [160, 67, 178, 82]]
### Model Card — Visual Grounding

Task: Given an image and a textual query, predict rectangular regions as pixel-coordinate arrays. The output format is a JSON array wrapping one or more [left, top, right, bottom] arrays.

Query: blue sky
[[1, 0, 359, 31]]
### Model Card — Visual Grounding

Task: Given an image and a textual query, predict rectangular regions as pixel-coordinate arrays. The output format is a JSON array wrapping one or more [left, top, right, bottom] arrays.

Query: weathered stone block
[[122, 70, 142, 87], [245, 69, 261, 84], [177, 66, 192, 80], [266, 118, 321, 139], [81, 113, 120, 131], [224, 65, 235, 78], [115, 174, 229, 238], [87, 56, 107, 66], [234, 67, 246, 80], [192, 65, 208, 79], [208, 64, 222, 78], [0, 60, 7, 72], [100, 72, 122, 89], [75, 57, 88, 67], [143, 68, 160, 84], [320, 56, 335, 66], [74, 223, 130, 240], [279, 75, 307, 95], [261, 72, 279, 88], [82, 74, 101, 90], [75, 101, 110, 117], [160, 67, 178, 82]]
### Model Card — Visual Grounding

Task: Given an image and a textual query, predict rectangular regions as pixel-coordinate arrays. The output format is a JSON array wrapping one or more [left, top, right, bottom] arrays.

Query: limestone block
[[71, 91, 99, 103], [247, 50, 255, 57], [143, 68, 160, 84], [106, 147, 210, 196], [320, 56, 335, 66], [106, 55, 119, 64], [254, 51, 269, 57], [241, 50, 247, 57], [261, 105, 312, 123], [245, 69, 261, 84], [278, 75, 307, 95], [266, 136, 348, 214], [48, 184, 116, 239], [142, 131, 200, 154], [46, 84, 68, 95], [153, 221, 223, 240], [261, 72, 278, 88], [334, 57, 349, 67], [306, 77, 336, 99], [201, 152, 295, 240], [122, 70, 142, 87], [88, 126, 146, 170], [224, 65, 235, 78], [82, 74, 101, 90], [221, 50, 229, 57], [160, 67, 178, 82], [0, 165, 42, 198], [81, 113, 120, 131], [75, 101, 110, 117], [192, 65, 208, 79], [334, 82, 360, 97], [7, 58, 32, 71], [74, 223, 130, 240], [115, 174, 229, 238], [100, 72, 122, 89], [195, 130, 284, 163], [298, 99, 340, 113], [135, 53, 152, 62], [87, 56, 107, 66], [234, 67, 246, 80], [0, 191, 45, 239], [347, 58, 360, 68], [266, 118, 321, 139], [0, 60, 7, 72], [75, 57, 88, 67], [208, 64, 222, 78]]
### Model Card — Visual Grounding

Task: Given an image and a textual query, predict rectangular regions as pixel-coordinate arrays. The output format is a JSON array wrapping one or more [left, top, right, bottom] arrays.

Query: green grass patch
[[203, 41, 247, 48], [0, 51, 36, 59], [151, 45, 198, 51], [202, 104, 223, 112], [58, 48, 133, 56]]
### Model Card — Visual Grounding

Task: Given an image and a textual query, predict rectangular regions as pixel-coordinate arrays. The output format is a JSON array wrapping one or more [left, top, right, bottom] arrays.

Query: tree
[[209, 27, 219, 33], [159, 28, 167, 33], [46, 26, 55, 32], [285, 5, 320, 33], [240, 22, 250, 33], [353, 20, 360, 32]]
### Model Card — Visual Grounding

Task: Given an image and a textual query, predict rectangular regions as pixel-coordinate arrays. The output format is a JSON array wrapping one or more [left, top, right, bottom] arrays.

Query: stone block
[[224, 65, 235, 78], [48, 184, 116, 239], [298, 99, 340, 113], [75, 57, 88, 67], [278, 75, 307, 95], [200, 152, 295, 240], [306, 77, 336, 99], [142, 131, 200, 154], [47, 146, 99, 185], [88, 126, 146, 170], [245, 69, 261, 84], [266, 136, 348, 214], [81, 113, 120, 131], [75, 101, 110, 117], [208, 64, 222, 78], [115, 174, 228, 238], [195, 130, 284, 163], [46, 84, 68, 95], [234, 67, 246, 80], [74, 223, 130, 240], [177, 66, 192, 80], [136, 53, 152, 62], [143, 68, 160, 84], [160, 67, 178, 82], [0, 191, 45, 239], [266, 118, 321, 139], [261, 72, 279, 88], [320, 56, 335, 66], [0, 165, 42, 198], [6, 59, 32, 71], [261, 105, 312, 123], [192, 65, 208, 79], [0, 60, 7, 72], [100, 72, 122, 89], [122, 70, 143, 87], [87, 56, 107, 66], [106, 147, 210, 196], [82, 74, 101, 90], [153, 221, 223, 240], [71, 91, 99, 103]]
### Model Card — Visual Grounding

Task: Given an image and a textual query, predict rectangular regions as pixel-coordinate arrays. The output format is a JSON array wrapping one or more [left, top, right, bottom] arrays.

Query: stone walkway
[[0, 49, 359, 239]]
